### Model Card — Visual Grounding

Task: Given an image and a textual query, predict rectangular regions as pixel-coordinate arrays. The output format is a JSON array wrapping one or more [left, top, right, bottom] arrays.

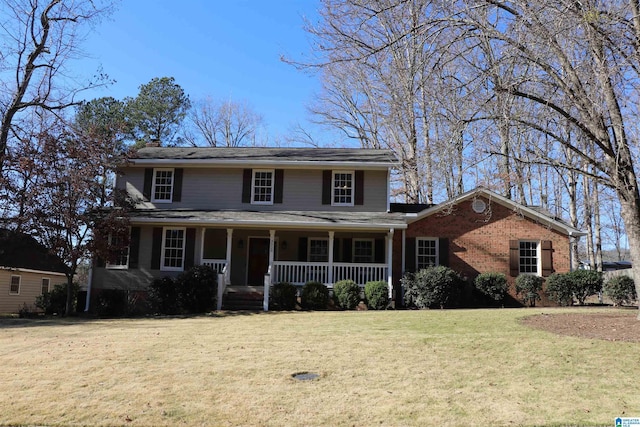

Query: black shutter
[[184, 228, 196, 269], [242, 169, 252, 203], [298, 237, 308, 261], [143, 168, 153, 201], [374, 238, 385, 263], [509, 240, 519, 277], [274, 169, 284, 204], [172, 168, 183, 202], [128, 227, 141, 268], [355, 170, 364, 205], [343, 238, 352, 263], [333, 238, 341, 262], [541, 240, 553, 277], [438, 238, 449, 267], [405, 237, 416, 272], [151, 227, 163, 270], [322, 170, 331, 205]]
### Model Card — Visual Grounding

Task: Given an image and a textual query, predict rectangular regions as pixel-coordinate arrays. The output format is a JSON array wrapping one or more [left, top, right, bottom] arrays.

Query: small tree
[[270, 282, 298, 310], [474, 272, 508, 303], [148, 276, 181, 315], [35, 282, 79, 315], [301, 281, 329, 310], [545, 273, 574, 306], [175, 265, 217, 313], [333, 279, 360, 310], [402, 266, 464, 309], [515, 275, 543, 307], [566, 270, 602, 306], [364, 281, 389, 310], [604, 276, 637, 307]]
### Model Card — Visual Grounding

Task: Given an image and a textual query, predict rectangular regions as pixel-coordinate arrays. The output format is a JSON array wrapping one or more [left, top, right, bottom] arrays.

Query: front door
[[247, 238, 270, 286]]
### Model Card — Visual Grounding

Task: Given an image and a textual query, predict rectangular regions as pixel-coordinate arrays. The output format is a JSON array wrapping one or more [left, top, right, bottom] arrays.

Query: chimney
[[146, 139, 161, 147]]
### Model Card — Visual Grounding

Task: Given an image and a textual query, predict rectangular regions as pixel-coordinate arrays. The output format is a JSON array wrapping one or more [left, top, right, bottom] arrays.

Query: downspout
[[84, 262, 93, 312]]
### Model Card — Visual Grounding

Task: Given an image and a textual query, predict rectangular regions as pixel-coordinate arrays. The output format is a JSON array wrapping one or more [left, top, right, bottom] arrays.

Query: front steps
[[221, 286, 264, 311]]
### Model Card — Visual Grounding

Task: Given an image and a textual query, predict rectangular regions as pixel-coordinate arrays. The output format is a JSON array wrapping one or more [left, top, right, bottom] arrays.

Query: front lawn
[[0, 309, 636, 426]]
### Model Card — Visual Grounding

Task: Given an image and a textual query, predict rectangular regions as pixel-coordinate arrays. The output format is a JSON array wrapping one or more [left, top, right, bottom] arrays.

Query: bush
[[365, 281, 389, 310], [96, 289, 128, 317], [301, 281, 329, 310], [515, 275, 543, 307], [545, 273, 574, 306], [148, 276, 181, 315], [270, 282, 298, 310], [604, 275, 637, 306], [474, 272, 508, 302], [176, 265, 217, 313], [402, 266, 464, 309], [566, 270, 602, 305], [333, 280, 361, 310], [35, 282, 79, 315]]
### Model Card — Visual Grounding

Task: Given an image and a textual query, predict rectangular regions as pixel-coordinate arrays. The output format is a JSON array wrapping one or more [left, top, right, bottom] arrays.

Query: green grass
[[0, 308, 636, 426]]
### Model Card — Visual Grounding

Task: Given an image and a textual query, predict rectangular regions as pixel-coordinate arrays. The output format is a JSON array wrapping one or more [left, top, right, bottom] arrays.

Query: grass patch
[[0, 309, 635, 426]]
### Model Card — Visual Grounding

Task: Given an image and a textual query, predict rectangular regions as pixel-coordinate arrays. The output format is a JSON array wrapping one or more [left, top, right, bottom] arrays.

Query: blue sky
[[75, 1, 330, 144]]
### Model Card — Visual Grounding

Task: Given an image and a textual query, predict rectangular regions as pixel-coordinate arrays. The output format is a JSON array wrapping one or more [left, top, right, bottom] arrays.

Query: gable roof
[[407, 187, 586, 237], [129, 147, 398, 168], [0, 229, 67, 274]]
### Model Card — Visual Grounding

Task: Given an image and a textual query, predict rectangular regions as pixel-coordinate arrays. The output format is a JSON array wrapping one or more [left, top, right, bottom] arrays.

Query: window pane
[[333, 172, 353, 205], [10, 276, 20, 294], [41, 278, 50, 294], [163, 229, 185, 269], [309, 239, 328, 262], [107, 233, 129, 267], [253, 171, 273, 203], [519, 241, 538, 274], [153, 170, 174, 201], [417, 239, 438, 269], [353, 240, 373, 263]]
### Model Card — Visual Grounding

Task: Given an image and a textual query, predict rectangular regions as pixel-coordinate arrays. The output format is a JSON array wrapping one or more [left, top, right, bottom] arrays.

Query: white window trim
[[106, 229, 130, 270], [251, 169, 275, 205], [10, 275, 21, 295], [161, 227, 186, 272], [353, 238, 374, 263], [519, 240, 541, 276], [151, 168, 175, 203], [416, 237, 439, 270], [41, 277, 50, 294], [332, 170, 355, 207], [308, 238, 329, 263]]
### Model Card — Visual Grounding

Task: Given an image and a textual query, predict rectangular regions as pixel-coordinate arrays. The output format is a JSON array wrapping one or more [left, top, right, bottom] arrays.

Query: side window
[[41, 278, 50, 294], [152, 168, 174, 203], [161, 227, 186, 271], [353, 239, 374, 263], [10, 275, 20, 294], [416, 238, 439, 269], [519, 240, 540, 274], [252, 169, 274, 205], [106, 231, 130, 269], [332, 171, 354, 206], [309, 239, 329, 262]]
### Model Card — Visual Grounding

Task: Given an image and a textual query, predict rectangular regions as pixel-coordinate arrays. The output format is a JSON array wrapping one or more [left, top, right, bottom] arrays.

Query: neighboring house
[[90, 147, 583, 310], [0, 229, 67, 314], [393, 188, 585, 305]]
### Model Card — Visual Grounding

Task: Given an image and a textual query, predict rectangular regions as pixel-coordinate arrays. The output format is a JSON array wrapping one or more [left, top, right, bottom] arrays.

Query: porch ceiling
[[128, 209, 407, 230]]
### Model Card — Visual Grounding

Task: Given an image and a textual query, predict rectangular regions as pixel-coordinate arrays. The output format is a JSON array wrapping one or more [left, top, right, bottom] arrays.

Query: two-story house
[[90, 146, 407, 309]]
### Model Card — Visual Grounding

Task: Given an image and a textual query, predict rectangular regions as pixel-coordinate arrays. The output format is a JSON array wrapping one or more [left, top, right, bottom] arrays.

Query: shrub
[[270, 282, 298, 310], [148, 276, 181, 315], [333, 280, 361, 310], [604, 275, 637, 306], [545, 273, 574, 306], [301, 281, 329, 310], [515, 275, 543, 307], [176, 265, 217, 313], [402, 266, 464, 309], [566, 270, 602, 305], [474, 272, 508, 302], [35, 282, 79, 315], [96, 289, 128, 317], [365, 281, 389, 310]]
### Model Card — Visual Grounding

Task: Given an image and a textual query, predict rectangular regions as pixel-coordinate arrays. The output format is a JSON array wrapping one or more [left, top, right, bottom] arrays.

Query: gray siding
[[119, 167, 388, 212]]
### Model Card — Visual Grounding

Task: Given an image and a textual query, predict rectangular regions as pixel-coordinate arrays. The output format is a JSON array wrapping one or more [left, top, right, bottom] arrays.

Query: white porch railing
[[202, 258, 227, 274], [272, 261, 387, 286]]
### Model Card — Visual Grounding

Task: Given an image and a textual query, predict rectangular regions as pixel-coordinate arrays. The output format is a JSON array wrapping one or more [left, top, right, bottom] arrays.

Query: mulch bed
[[521, 309, 640, 343]]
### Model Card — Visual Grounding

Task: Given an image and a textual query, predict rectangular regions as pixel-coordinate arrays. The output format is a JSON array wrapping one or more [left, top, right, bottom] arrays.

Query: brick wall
[[393, 196, 572, 306]]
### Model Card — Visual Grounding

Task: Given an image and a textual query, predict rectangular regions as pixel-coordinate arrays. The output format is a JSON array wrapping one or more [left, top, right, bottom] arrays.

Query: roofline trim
[[0, 266, 67, 276], [128, 159, 398, 169], [129, 217, 407, 230]]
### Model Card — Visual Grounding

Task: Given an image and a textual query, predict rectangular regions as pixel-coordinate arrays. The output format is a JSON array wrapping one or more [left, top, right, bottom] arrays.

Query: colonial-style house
[[89, 147, 583, 310], [0, 229, 67, 314]]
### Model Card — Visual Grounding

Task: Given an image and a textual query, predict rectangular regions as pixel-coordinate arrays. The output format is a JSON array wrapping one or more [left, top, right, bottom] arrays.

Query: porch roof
[[128, 209, 407, 230]]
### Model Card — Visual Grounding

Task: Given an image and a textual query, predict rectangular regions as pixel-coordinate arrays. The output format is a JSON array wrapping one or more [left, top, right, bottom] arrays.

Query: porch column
[[225, 228, 233, 279], [328, 231, 335, 285], [387, 229, 394, 299], [268, 229, 276, 278]]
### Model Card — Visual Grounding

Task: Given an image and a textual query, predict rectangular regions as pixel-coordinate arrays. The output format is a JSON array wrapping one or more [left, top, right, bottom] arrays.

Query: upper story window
[[252, 169, 274, 205], [162, 227, 186, 271], [417, 238, 439, 269], [333, 171, 354, 206], [519, 240, 540, 274], [353, 239, 374, 263], [41, 278, 50, 294], [152, 168, 174, 203], [10, 275, 20, 294], [309, 238, 329, 262]]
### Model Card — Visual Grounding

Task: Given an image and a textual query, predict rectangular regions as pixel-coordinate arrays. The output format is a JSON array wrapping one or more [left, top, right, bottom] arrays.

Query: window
[[41, 278, 50, 294], [353, 239, 374, 263], [106, 232, 129, 269], [10, 275, 20, 294], [417, 238, 439, 269], [152, 168, 174, 202], [333, 171, 354, 206], [252, 169, 274, 204], [161, 228, 186, 271], [519, 241, 539, 274], [309, 239, 329, 262]]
